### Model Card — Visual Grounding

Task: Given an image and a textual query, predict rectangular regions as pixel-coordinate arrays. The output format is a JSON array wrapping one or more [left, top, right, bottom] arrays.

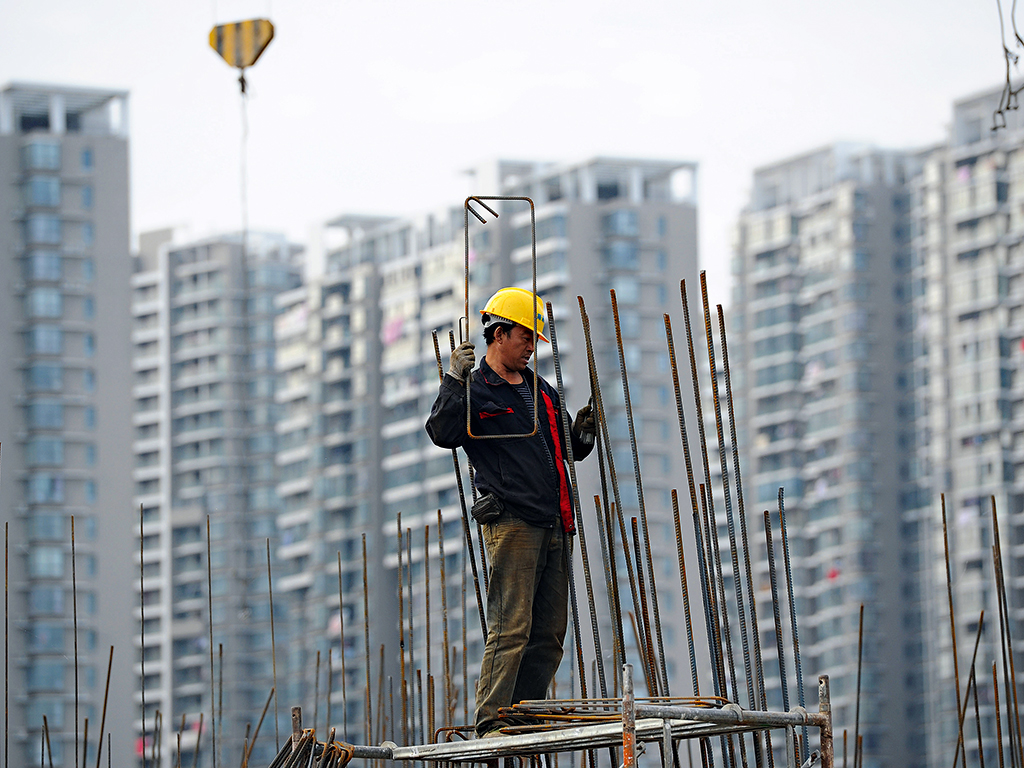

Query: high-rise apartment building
[[131, 231, 302, 767], [267, 157, 702, 739], [914, 87, 1024, 768], [730, 145, 919, 768], [0, 82, 134, 766]]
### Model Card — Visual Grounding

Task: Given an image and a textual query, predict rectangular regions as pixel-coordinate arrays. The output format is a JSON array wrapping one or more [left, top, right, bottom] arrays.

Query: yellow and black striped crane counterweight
[[209, 18, 274, 75]]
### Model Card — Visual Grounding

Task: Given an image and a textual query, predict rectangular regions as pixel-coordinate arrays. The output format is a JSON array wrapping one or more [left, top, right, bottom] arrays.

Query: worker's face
[[495, 324, 536, 371]]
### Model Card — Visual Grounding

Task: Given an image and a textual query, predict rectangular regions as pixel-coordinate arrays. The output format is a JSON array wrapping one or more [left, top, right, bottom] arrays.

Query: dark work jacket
[[425, 358, 594, 533]]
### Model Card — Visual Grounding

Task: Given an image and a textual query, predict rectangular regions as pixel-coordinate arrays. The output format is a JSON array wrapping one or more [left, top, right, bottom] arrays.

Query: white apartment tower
[[730, 145, 920, 768], [0, 83, 134, 766], [131, 231, 302, 767]]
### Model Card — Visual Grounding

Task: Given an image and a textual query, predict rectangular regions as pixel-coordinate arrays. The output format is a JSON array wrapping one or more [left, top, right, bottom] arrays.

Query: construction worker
[[425, 287, 597, 738]]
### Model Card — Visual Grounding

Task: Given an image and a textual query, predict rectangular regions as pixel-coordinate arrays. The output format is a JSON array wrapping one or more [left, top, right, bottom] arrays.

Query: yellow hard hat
[[480, 287, 549, 342]]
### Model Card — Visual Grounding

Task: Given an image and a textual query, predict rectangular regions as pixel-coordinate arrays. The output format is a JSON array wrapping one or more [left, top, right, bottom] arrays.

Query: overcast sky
[[0, 0, 1007, 299]]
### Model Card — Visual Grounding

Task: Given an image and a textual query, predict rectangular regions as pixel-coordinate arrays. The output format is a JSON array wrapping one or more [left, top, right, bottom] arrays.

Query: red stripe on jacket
[[541, 390, 574, 534]]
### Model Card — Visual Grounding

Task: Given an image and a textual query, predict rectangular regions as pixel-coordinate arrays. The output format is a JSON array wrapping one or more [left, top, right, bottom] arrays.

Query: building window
[[29, 586, 63, 615], [28, 473, 64, 503], [27, 326, 63, 355], [26, 659, 65, 691], [82, 222, 94, 247], [27, 437, 64, 466], [27, 699, 64, 729], [27, 288, 62, 318], [29, 623, 65, 653], [29, 547, 64, 578], [610, 276, 641, 304], [602, 210, 638, 237], [83, 296, 95, 319], [81, 148, 94, 170], [657, 250, 668, 271], [84, 333, 95, 357], [22, 142, 60, 171], [81, 185, 93, 209], [28, 400, 63, 428], [84, 480, 97, 504], [603, 242, 639, 270], [28, 364, 63, 392], [82, 258, 94, 281], [25, 176, 60, 207], [85, 443, 96, 466], [658, 216, 668, 238], [26, 214, 62, 244], [84, 406, 96, 429], [26, 251, 62, 281]]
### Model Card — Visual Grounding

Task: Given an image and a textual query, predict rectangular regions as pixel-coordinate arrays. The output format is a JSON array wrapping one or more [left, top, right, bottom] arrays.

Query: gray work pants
[[475, 515, 569, 736]]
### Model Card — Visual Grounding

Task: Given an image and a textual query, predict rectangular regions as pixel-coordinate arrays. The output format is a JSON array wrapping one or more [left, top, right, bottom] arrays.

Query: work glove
[[572, 399, 596, 444], [448, 342, 476, 382]]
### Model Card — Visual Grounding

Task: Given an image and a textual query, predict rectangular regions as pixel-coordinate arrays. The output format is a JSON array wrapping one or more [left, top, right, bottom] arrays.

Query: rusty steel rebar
[[996, 662, 1006, 768], [395, 517, 408, 745], [94, 646, 113, 768], [547, 301, 605, 702], [992, 495, 1024, 768], [431, 329, 487, 637], [953, 613, 987, 768], [630, 517, 659, 696], [424, 523, 432, 719], [336, 552, 349, 737], [362, 533, 372, 744], [74, 515, 81, 768], [777, 494, 805, 754], [670, 490, 700, 699], [764, 508, 790, 715], [611, 289, 670, 696], [437, 509, 452, 729]]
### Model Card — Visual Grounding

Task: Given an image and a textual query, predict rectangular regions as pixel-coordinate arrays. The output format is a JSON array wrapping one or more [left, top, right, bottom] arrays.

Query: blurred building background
[[0, 82, 134, 765]]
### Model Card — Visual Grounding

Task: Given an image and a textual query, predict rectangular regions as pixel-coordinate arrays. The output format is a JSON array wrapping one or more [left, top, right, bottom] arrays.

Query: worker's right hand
[[448, 342, 476, 382]]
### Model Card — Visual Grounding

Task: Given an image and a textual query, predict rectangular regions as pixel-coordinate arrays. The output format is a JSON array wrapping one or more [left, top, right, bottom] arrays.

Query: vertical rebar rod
[[670, 490, 700, 697], [629, 517, 659, 694], [242, 687, 274, 768], [546, 301, 606, 701], [679, 282, 727, 701], [623, 665, 635, 768], [193, 713, 203, 768], [94, 646, 113, 768], [438, 509, 452, 729], [431, 330, 487, 636], [336, 552, 349, 737], [43, 716, 53, 768], [764, 509, 790, 713], [362, 533, 372, 744], [427, 674, 435, 744], [692, 489, 723, 700], [953, 613, 987, 768], [579, 297, 629, 676], [853, 605, 863, 768], [777, 494, 805, 750], [396, 516, 407, 745], [218, 643, 224, 768], [415, 670, 424, 747], [701, 281, 755, 726], [974, 657, 986, 768], [266, 538, 279, 752], [424, 524, 432, 717], [461, 544, 468, 726], [314, 650, 321, 740], [717, 306, 768, 768], [941, 495, 965, 768], [994, 543, 1018, 768], [996, 662, 1006, 768], [207, 519, 218, 768], [405, 529, 417, 744], [992, 496, 1024, 768], [377, 644, 386, 745], [610, 289, 669, 696], [74, 515, 80, 768], [81, 719, 88, 768]]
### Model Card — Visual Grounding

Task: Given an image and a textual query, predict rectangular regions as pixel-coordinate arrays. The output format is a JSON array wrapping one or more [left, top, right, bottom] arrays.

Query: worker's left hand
[[572, 401, 596, 439]]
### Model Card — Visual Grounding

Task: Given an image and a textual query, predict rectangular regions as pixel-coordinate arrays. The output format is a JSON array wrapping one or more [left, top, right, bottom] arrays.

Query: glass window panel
[[26, 251, 62, 281], [29, 623, 65, 652], [26, 437, 64, 466], [30, 513, 64, 540], [29, 586, 63, 615], [27, 699, 64, 729], [84, 406, 95, 429], [84, 333, 95, 357], [84, 480, 96, 504], [25, 176, 60, 207], [81, 148, 93, 170], [22, 142, 60, 171], [81, 185, 93, 209], [28, 400, 63, 428], [25, 214, 62, 244], [28, 364, 62, 392], [82, 222, 94, 246], [82, 258, 94, 281], [26, 660, 64, 691], [27, 325, 63, 355], [27, 288, 62, 318], [29, 547, 64, 578], [83, 296, 95, 319], [28, 473, 64, 503], [602, 209, 638, 237]]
